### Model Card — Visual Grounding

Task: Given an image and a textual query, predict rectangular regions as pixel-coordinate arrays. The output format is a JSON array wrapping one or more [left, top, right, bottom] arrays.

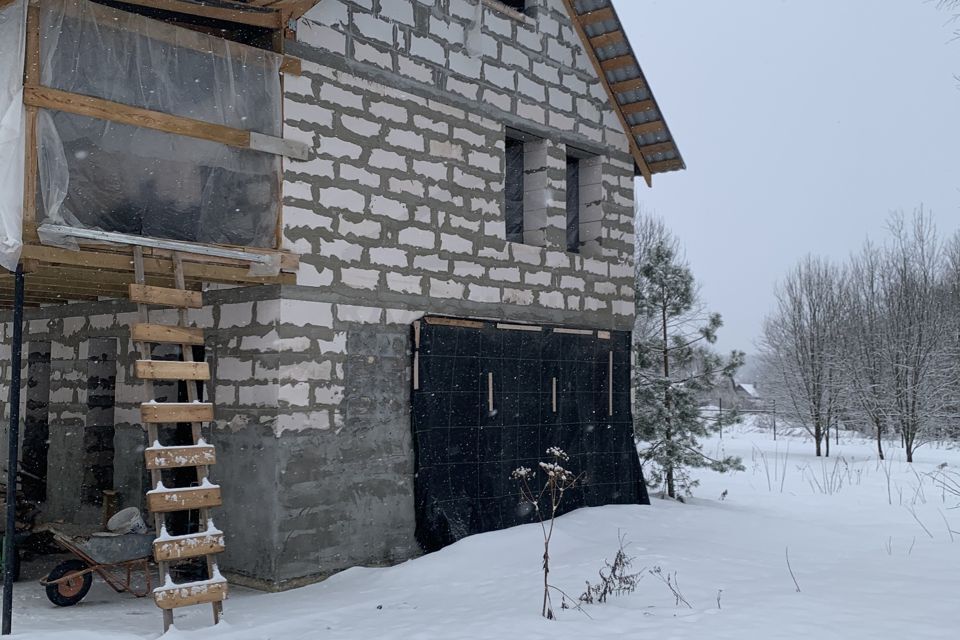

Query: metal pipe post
[[2, 264, 25, 636]]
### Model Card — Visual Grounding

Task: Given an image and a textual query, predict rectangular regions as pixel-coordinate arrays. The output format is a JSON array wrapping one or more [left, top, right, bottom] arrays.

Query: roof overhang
[[562, 0, 685, 186]]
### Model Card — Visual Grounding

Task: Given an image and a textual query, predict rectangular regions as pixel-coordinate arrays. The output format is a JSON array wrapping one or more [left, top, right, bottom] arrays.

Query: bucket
[[106, 507, 148, 534]]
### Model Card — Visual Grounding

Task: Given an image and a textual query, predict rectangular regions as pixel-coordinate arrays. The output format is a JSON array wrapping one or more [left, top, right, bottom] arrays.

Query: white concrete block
[[280, 299, 334, 327]]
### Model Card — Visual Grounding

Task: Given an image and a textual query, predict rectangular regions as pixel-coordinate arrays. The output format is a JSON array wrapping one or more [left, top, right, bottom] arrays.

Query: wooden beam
[[129, 284, 203, 309], [620, 99, 656, 115], [141, 402, 215, 424], [154, 579, 227, 610], [135, 360, 211, 381], [147, 485, 222, 513], [132, 323, 205, 346], [610, 77, 647, 95], [19, 244, 296, 285], [639, 141, 677, 156], [23, 86, 308, 160], [648, 158, 685, 173], [424, 316, 485, 329], [153, 532, 225, 562], [631, 121, 666, 137], [24, 85, 250, 149], [589, 30, 624, 49], [561, 0, 652, 185], [21, 2, 40, 242], [577, 7, 614, 26], [600, 54, 635, 74], [145, 444, 217, 470], [110, 0, 283, 29]]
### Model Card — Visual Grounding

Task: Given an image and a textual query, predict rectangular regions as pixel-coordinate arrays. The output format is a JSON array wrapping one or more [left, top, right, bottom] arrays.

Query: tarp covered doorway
[[412, 317, 649, 552]]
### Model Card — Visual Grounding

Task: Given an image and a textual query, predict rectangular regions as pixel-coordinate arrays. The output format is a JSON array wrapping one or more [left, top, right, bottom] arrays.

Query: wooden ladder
[[131, 247, 225, 632]]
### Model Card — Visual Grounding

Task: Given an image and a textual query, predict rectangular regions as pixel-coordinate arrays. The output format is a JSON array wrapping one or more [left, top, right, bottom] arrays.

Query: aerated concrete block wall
[[0, 0, 645, 591]]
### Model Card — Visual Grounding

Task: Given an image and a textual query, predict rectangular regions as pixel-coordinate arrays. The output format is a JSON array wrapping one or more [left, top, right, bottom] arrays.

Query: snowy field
[[7, 420, 960, 639]]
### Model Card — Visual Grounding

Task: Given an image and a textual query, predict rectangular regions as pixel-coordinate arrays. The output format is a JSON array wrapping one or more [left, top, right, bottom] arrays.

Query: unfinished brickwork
[[0, 0, 643, 590]]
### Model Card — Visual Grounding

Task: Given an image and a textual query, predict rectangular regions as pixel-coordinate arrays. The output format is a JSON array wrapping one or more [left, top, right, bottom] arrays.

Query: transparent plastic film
[[36, 0, 283, 250], [0, 0, 27, 272]]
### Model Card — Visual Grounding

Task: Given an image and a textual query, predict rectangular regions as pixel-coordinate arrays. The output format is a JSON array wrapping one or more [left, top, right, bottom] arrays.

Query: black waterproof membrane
[[412, 318, 649, 552]]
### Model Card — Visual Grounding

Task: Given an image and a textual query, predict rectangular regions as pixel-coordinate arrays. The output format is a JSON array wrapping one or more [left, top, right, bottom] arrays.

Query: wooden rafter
[[112, 0, 283, 29], [562, 0, 652, 185], [561, 0, 685, 184]]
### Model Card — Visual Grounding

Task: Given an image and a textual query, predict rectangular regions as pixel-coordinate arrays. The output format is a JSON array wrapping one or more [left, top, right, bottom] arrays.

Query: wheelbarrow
[[40, 530, 154, 606]]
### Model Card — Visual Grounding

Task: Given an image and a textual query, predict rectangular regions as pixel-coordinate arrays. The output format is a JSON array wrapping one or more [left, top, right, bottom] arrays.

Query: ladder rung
[[135, 360, 210, 381], [141, 402, 214, 424], [153, 578, 227, 610], [132, 323, 204, 345], [153, 531, 225, 562], [147, 484, 222, 513], [145, 444, 216, 470], [129, 283, 202, 309]]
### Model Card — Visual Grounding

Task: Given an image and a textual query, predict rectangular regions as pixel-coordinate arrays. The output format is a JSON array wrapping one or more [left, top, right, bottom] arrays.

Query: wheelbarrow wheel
[[45, 559, 92, 607]]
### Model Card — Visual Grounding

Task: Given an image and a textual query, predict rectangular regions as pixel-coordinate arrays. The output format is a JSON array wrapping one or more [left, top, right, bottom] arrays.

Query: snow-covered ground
[[7, 420, 960, 639]]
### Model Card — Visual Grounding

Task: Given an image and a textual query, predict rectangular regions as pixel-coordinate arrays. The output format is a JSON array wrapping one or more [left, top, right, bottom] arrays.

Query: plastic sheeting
[[504, 137, 524, 244], [412, 319, 649, 552], [37, 0, 283, 248], [0, 0, 27, 272]]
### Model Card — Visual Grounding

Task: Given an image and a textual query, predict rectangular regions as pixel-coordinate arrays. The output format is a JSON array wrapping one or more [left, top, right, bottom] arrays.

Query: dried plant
[[512, 447, 583, 620], [578, 532, 645, 605]]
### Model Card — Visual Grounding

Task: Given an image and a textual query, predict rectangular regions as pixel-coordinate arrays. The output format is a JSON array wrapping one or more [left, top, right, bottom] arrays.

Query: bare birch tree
[[759, 256, 845, 457]]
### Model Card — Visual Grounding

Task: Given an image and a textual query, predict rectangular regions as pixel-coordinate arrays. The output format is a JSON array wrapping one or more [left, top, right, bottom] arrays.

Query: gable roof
[[561, 0, 684, 186]]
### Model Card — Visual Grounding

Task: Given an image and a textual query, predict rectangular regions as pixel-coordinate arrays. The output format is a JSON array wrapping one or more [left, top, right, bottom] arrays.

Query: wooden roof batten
[[561, 0, 685, 186]]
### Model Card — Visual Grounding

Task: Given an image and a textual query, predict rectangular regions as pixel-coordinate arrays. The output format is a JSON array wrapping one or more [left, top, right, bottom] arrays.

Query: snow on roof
[[736, 382, 759, 397]]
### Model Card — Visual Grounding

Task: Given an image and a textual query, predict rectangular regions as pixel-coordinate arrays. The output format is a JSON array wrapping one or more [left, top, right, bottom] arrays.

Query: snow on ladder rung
[[153, 530, 225, 562], [153, 577, 227, 610], [147, 482, 222, 513], [145, 443, 216, 470]]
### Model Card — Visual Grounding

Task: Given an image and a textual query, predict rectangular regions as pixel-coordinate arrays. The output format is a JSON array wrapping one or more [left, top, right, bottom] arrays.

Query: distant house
[[734, 382, 762, 407]]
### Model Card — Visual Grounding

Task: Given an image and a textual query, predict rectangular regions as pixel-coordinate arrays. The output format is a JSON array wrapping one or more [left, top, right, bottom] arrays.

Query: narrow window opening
[[82, 338, 117, 506], [505, 135, 526, 244], [566, 155, 581, 253], [23, 342, 52, 503]]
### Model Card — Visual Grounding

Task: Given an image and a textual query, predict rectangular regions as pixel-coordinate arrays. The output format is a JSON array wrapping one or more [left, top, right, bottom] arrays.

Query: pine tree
[[633, 220, 744, 499]]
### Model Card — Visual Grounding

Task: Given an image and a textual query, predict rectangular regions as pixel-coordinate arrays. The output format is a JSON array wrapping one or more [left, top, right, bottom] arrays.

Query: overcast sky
[[614, 0, 960, 355]]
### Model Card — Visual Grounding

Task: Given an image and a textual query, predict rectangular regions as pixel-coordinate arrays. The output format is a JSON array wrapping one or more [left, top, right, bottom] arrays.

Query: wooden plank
[[639, 141, 677, 156], [22, 3, 40, 242], [600, 55, 635, 74], [610, 77, 647, 95], [153, 532, 225, 563], [147, 484, 222, 513], [648, 158, 685, 173], [631, 121, 666, 137], [145, 445, 217, 470], [621, 99, 656, 115], [577, 6, 614, 25], [424, 316, 485, 329], [590, 30, 624, 49], [496, 323, 542, 332], [20, 245, 297, 285], [141, 402, 214, 424], [135, 360, 210, 381], [24, 86, 251, 149], [99, 0, 282, 29], [129, 284, 202, 308], [153, 579, 227, 610], [132, 323, 205, 346]]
